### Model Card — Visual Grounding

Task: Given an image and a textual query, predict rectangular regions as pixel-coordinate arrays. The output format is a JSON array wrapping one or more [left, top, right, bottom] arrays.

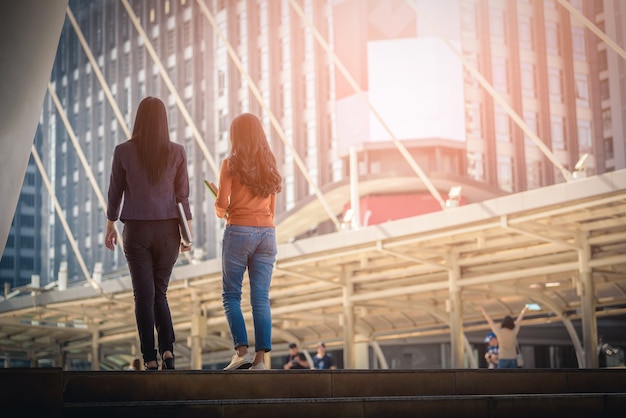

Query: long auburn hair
[[501, 315, 515, 330], [131, 96, 171, 184], [228, 113, 282, 197]]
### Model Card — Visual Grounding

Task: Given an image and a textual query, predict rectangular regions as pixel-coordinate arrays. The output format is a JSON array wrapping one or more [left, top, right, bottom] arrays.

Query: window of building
[[121, 12, 129, 41], [604, 137, 614, 159], [19, 257, 34, 270], [551, 115, 565, 150], [20, 215, 34, 228], [523, 111, 538, 137], [20, 194, 35, 207], [571, 27, 586, 61], [25, 172, 36, 186], [497, 155, 513, 192], [492, 57, 508, 93], [574, 73, 589, 107], [570, 0, 584, 11], [598, 49, 608, 72], [20, 236, 34, 248], [544, 0, 556, 9], [526, 159, 543, 190], [0, 256, 14, 269], [521, 62, 535, 98], [463, 52, 480, 88], [218, 109, 228, 133], [490, 8, 505, 45], [466, 102, 482, 138], [602, 108, 612, 132], [577, 120, 592, 153], [495, 109, 511, 142], [183, 20, 191, 48], [467, 151, 484, 181], [518, 15, 533, 50], [600, 79, 610, 101], [217, 69, 225, 97], [461, 2, 477, 39], [548, 67, 562, 103], [545, 21, 560, 56]]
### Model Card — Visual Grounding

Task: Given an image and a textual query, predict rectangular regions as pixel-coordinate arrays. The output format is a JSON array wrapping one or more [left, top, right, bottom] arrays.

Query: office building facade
[[11, 0, 624, 287], [0, 129, 44, 291]]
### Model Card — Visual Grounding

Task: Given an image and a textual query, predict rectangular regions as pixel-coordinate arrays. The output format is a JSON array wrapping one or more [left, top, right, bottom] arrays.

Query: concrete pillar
[[56, 343, 64, 369], [342, 269, 356, 369], [349, 145, 361, 230], [354, 335, 370, 369], [91, 328, 100, 370], [189, 305, 206, 370], [578, 233, 598, 368], [58, 262, 68, 291], [448, 255, 464, 368]]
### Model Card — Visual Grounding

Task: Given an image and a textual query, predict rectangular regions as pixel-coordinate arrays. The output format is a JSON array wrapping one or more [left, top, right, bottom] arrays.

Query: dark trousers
[[123, 219, 180, 363]]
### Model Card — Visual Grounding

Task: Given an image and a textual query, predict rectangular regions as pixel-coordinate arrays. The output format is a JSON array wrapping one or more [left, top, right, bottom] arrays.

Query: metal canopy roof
[[1, 169, 625, 369]]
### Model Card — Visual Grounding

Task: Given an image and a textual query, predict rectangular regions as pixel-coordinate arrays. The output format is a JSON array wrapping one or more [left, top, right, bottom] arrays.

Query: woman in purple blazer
[[105, 96, 192, 370]]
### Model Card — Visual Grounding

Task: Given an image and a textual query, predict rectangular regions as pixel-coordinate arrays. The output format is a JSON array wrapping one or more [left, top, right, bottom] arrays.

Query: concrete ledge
[[0, 368, 63, 418], [61, 369, 626, 402], [63, 393, 626, 418], [4, 368, 626, 418]]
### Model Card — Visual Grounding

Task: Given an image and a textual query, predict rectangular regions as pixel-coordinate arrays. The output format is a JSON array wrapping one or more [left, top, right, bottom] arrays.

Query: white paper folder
[[177, 202, 192, 246]]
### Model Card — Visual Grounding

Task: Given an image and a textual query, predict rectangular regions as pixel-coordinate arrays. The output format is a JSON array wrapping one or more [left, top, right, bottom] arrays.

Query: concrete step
[[62, 393, 626, 418], [3, 368, 626, 417]]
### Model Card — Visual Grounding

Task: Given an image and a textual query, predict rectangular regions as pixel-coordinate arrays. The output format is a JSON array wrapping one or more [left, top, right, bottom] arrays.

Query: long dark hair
[[131, 96, 171, 184], [228, 113, 282, 197]]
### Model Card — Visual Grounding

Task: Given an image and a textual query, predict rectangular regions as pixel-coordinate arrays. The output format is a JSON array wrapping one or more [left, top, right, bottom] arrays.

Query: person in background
[[284, 342, 310, 369], [127, 357, 141, 371], [216, 113, 282, 371], [479, 305, 528, 369], [312, 342, 336, 370], [106, 96, 192, 371], [484, 332, 499, 369]]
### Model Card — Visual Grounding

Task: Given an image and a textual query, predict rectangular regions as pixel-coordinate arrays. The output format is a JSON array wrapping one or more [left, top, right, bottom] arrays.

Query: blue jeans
[[498, 358, 518, 369], [123, 219, 179, 363], [222, 225, 277, 353]]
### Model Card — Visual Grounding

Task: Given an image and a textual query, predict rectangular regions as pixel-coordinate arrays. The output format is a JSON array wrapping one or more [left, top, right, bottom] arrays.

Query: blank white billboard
[[368, 37, 466, 142]]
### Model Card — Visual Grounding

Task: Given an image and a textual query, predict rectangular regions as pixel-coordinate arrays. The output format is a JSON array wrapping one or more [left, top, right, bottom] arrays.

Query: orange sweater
[[215, 159, 275, 227]]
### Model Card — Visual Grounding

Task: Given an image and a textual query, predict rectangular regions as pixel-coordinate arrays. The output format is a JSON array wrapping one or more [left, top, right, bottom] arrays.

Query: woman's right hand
[[104, 220, 117, 251]]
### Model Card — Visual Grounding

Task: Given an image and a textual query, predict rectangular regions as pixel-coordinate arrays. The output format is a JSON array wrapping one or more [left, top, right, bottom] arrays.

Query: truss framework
[[1, 170, 624, 369]]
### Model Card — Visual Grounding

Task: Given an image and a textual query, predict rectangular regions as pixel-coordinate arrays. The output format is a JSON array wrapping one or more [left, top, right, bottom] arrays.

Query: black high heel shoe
[[161, 353, 175, 370], [144, 360, 159, 370]]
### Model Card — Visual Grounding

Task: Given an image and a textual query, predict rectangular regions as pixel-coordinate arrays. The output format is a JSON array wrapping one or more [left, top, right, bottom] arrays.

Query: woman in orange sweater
[[215, 113, 282, 371]]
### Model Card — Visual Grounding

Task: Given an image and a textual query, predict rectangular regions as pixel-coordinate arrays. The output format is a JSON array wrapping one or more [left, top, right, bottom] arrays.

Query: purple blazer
[[107, 140, 191, 222]]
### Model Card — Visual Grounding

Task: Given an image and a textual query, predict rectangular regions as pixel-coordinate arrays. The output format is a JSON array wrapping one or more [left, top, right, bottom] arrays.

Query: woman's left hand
[[180, 242, 192, 252]]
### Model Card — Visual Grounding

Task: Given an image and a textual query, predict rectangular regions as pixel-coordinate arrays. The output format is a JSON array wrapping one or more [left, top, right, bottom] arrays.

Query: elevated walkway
[[3, 368, 625, 417]]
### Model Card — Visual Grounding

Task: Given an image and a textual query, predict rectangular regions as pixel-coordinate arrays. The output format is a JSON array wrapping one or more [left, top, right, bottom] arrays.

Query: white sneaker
[[223, 353, 253, 370], [248, 362, 266, 370]]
